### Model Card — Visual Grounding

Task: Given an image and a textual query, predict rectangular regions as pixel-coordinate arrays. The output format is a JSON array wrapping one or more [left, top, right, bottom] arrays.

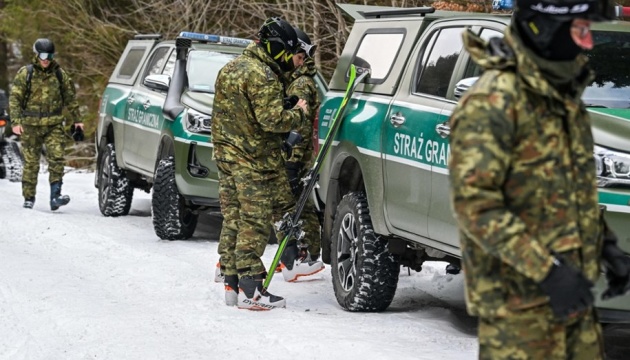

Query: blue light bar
[[492, 0, 513, 11], [178, 32, 252, 47]]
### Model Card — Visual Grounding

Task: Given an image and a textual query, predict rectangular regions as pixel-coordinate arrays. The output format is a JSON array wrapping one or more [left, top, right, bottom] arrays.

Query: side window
[[415, 27, 465, 98], [462, 28, 504, 79], [143, 47, 171, 81], [162, 50, 176, 77], [118, 48, 146, 78], [354, 31, 405, 82]]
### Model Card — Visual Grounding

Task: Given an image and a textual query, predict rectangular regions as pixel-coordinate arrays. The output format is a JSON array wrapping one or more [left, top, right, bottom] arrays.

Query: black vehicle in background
[[0, 89, 23, 182]]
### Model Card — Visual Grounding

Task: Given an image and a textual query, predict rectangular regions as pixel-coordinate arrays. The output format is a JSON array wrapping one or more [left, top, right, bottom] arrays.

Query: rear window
[[118, 48, 146, 78], [354, 31, 405, 82]]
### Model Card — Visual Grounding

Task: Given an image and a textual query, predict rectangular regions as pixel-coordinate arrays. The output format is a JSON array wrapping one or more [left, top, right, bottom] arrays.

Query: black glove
[[70, 124, 84, 141], [285, 161, 303, 197], [283, 95, 299, 110], [601, 240, 630, 300], [539, 257, 594, 321], [282, 130, 302, 159]]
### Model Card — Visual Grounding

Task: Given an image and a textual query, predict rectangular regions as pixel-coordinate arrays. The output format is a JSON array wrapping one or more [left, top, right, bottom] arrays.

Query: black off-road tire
[[152, 157, 198, 240], [98, 143, 133, 216], [331, 191, 400, 312], [0, 140, 23, 182]]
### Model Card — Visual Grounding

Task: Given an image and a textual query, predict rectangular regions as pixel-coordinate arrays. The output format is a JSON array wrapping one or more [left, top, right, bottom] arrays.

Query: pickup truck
[[316, 4, 630, 322], [96, 31, 328, 241], [95, 32, 251, 240]]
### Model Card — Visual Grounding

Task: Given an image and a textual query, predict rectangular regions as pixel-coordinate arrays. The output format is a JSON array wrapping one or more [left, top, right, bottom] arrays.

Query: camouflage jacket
[[211, 42, 305, 176], [448, 25, 605, 318], [9, 57, 81, 127], [285, 58, 320, 167]]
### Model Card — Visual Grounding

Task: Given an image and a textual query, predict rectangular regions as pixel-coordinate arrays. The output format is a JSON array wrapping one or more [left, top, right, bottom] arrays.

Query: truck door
[[382, 28, 450, 238], [426, 24, 506, 250], [124, 46, 173, 172], [107, 38, 157, 169]]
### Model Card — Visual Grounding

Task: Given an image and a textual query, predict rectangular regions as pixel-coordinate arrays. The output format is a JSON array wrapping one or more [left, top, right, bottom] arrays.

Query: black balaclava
[[516, 16, 583, 61]]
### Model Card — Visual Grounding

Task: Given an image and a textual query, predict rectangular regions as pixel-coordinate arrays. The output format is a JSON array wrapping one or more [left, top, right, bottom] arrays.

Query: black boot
[[50, 182, 70, 211], [23, 197, 35, 209], [280, 241, 324, 282], [237, 273, 286, 310], [224, 274, 238, 306]]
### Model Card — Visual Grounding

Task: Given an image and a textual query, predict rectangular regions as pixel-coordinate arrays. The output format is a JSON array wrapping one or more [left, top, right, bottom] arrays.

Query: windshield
[[186, 50, 237, 94], [583, 30, 630, 109]]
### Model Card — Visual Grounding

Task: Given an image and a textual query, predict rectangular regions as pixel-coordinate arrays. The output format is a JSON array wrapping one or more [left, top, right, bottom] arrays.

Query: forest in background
[[0, 0, 627, 138]]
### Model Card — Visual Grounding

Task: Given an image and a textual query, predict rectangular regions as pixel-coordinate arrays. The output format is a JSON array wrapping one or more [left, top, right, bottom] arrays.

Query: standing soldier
[[212, 17, 323, 311], [9, 38, 83, 210], [448, 0, 630, 358], [279, 27, 323, 275]]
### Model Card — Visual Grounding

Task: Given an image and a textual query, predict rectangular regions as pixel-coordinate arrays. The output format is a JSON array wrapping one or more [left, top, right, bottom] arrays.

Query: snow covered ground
[[0, 171, 479, 359]]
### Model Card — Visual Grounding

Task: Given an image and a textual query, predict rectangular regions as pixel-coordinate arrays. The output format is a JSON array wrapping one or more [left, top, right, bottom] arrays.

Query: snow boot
[[214, 261, 224, 283], [280, 241, 324, 282], [224, 274, 238, 306], [445, 264, 461, 275], [50, 182, 70, 211], [23, 197, 35, 209], [237, 273, 286, 310]]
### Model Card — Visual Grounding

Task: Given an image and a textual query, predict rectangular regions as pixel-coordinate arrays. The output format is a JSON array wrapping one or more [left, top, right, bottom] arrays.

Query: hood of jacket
[[242, 42, 289, 84], [464, 23, 594, 102], [289, 57, 317, 82]]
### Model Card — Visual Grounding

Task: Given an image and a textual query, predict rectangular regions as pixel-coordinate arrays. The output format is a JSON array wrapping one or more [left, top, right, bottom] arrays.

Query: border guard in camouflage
[[448, 0, 630, 358], [277, 27, 326, 282], [211, 18, 312, 310], [9, 38, 84, 211]]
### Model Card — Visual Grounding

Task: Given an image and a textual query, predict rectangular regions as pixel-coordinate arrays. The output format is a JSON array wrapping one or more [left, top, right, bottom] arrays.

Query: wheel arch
[[322, 152, 365, 264], [155, 135, 175, 168]]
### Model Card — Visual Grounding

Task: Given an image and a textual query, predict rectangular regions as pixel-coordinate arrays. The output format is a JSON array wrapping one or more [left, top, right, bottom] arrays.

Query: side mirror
[[453, 77, 479, 100], [144, 74, 171, 92]]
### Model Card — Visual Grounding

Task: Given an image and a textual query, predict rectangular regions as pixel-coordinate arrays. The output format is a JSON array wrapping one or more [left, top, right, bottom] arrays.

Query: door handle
[[126, 96, 135, 105], [143, 100, 151, 110], [435, 123, 450, 138], [390, 112, 405, 127]]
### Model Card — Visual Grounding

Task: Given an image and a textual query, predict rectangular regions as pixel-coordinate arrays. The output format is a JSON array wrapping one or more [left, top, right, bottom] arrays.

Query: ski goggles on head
[[298, 40, 317, 58], [37, 52, 54, 61]]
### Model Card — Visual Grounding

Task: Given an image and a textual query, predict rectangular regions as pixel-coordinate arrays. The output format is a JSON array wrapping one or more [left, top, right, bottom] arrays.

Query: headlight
[[185, 109, 212, 134], [594, 145, 630, 187]]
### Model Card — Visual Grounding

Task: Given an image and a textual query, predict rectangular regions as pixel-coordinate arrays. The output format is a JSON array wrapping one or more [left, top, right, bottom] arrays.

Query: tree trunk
[[0, 0, 7, 92]]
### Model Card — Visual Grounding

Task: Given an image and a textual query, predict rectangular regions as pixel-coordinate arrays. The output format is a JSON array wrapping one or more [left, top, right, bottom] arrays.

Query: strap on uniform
[[21, 64, 65, 111]]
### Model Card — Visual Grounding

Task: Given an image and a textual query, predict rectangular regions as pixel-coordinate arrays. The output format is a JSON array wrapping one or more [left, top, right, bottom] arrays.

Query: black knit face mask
[[517, 16, 583, 61], [545, 21, 583, 61]]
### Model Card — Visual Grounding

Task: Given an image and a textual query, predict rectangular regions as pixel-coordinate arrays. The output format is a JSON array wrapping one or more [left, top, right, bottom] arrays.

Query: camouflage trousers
[[21, 124, 67, 199], [478, 306, 604, 360], [217, 161, 296, 277]]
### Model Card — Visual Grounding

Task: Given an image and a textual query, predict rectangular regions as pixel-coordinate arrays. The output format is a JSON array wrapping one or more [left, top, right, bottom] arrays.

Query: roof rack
[[359, 7, 435, 19], [133, 34, 162, 40]]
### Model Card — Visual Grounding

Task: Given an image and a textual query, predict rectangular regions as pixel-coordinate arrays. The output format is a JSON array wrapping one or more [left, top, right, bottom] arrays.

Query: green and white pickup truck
[[96, 31, 328, 241], [316, 4, 630, 322], [95, 32, 251, 240]]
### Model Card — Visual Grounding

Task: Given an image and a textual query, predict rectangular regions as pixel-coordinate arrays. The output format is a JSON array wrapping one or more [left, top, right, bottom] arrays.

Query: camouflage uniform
[[284, 57, 322, 259], [448, 24, 605, 358], [212, 42, 305, 278], [9, 58, 81, 200]]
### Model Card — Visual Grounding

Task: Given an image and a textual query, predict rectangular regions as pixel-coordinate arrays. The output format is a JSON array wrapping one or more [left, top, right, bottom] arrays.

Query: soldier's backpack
[[20, 64, 64, 111]]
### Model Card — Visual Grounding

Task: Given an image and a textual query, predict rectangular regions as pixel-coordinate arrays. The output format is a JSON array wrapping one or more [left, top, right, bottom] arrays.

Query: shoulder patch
[[264, 66, 276, 81]]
